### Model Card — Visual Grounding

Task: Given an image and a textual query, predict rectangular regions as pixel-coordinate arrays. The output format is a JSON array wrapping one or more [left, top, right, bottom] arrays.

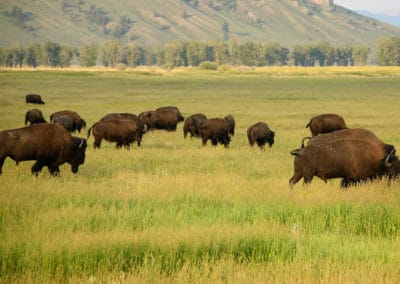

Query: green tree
[[43, 41, 61, 67], [60, 46, 74, 68], [352, 45, 370, 66], [238, 41, 264, 66], [100, 40, 122, 67], [24, 43, 42, 68], [124, 43, 140, 67], [263, 42, 289, 66], [11, 43, 25, 68], [79, 45, 97, 67], [164, 40, 187, 68], [222, 21, 230, 41], [376, 37, 400, 66], [212, 39, 229, 65], [156, 46, 165, 66]]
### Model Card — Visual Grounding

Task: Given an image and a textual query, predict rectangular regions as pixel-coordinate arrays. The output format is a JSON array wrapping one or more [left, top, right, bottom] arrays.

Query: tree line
[[1, 37, 400, 68]]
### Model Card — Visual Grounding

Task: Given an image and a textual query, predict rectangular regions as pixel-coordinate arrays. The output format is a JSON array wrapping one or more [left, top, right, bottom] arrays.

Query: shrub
[[199, 61, 218, 70]]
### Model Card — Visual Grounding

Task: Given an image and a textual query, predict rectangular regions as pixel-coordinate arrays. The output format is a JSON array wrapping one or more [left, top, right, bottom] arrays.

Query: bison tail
[[306, 121, 311, 128], [87, 124, 95, 139]]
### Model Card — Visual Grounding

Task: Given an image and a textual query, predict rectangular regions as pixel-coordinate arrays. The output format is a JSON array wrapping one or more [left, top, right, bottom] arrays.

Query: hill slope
[[1, 0, 400, 48]]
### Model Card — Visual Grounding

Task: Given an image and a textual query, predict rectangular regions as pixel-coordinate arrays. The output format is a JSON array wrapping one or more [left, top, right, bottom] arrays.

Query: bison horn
[[385, 148, 396, 168], [79, 138, 84, 149], [301, 137, 312, 148], [290, 149, 300, 156]]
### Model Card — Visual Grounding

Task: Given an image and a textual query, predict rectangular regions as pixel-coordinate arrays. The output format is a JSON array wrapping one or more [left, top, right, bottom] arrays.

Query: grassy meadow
[[1, 66, 400, 282]]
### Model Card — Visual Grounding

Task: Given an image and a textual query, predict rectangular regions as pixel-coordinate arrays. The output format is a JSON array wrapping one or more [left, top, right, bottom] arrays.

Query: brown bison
[[50, 110, 86, 133], [0, 123, 87, 176], [183, 113, 207, 138], [290, 128, 399, 187], [247, 122, 275, 149], [87, 119, 139, 149], [139, 108, 181, 131], [156, 106, 185, 122], [51, 115, 74, 132], [26, 94, 45, 104], [193, 117, 231, 147], [306, 113, 347, 137], [100, 113, 145, 146], [25, 109, 47, 125]]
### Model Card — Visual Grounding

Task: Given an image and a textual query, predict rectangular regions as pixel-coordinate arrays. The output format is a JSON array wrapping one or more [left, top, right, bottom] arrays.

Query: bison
[[26, 94, 45, 104], [50, 110, 86, 133], [247, 122, 275, 149], [156, 106, 185, 122], [51, 115, 74, 132], [193, 117, 232, 147], [100, 113, 145, 146], [139, 108, 181, 131], [183, 113, 207, 139], [25, 109, 47, 125], [289, 128, 399, 187], [87, 119, 139, 149], [0, 123, 87, 176], [224, 115, 235, 136], [306, 113, 347, 137]]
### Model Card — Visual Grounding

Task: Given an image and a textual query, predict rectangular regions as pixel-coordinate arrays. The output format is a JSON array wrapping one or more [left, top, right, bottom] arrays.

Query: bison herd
[[0, 94, 399, 188]]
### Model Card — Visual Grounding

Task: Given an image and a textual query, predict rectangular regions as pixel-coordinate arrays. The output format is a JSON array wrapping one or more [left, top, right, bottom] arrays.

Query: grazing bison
[[224, 115, 235, 136], [183, 113, 207, 138], [100, 113, 145, 146], [26, 94, 45, 104], [247, 122, 275, 149], [50, 110, 86, 133], [0, 123, 87, 176], [306, 113, 347, 137], [156, 106, 185, 122], [139, 109, 181, 131], [193, 117, 231, 147], [51, 115, 74, 132], [25, 109, 47, 125], [289, 128, 399, 187], [87, 119, 139, 149]]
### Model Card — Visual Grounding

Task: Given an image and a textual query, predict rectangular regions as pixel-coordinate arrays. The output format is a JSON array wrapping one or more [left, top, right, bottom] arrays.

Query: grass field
[[1, 67, 400, 282]]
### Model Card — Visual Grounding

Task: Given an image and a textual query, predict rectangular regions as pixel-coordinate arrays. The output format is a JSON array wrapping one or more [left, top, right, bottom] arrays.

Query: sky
[[334, 0, 400, 16]]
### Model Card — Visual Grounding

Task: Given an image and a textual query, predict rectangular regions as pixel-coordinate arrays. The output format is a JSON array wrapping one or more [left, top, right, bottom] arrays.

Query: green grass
[[1, 67, 400, 282]]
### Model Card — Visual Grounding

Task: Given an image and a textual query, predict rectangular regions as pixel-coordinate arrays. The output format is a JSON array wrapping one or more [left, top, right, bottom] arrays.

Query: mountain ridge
[[1, 0, 400, 49]]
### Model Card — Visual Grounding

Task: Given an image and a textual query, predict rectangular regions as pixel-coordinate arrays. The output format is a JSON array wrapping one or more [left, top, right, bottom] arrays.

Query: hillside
[[1, 0, 400, 48]]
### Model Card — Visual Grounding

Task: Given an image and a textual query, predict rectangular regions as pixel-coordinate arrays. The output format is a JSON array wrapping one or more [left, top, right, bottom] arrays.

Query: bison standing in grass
[[0, 123, 87, 176], [247, 122, 275, 149], [139, 108, 182, 132], [192, 116, 232, 148], [25, 94, 45, 104], [50, 110, 86, 133], [290, 128, 400, 187], [183, 113, 207, 139], [306, 113, 347, 137], [25, 109, 47, 125], [87, 119, 140, 149]]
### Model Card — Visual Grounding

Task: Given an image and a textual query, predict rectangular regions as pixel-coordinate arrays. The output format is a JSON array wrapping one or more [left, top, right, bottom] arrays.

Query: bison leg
[[48, 165, 60, 176], [94, 138, 102, 148], [202, 137, 208, 146], [289, 171, 303, 186], [0, 157, 5, 175], [211, 139, 218, 146], [31, 160, 45, 176]]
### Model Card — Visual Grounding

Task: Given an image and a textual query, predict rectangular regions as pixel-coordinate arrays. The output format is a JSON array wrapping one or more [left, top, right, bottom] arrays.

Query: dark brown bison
[[26, 94, 45, 104], [247, 122, 275, 149], [87, 119, 139, 149], [100, 113, 145, 146], [0, 123, 87, 176], [183, 113, 207, 138], [51, 115, 74, 132], [156, 106, 185, 122], [224, 115, 235, 136], [25, 109, 47, 125], [138, 109, 181, 131], [306, 113, 347, 137], [50, 110, 86, 133], [193, 117, 231, 147], [290, 128, 399, 187]]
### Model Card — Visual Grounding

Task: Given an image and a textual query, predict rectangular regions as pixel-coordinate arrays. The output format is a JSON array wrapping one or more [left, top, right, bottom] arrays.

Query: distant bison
[[50, 110, 86, 133], [87, 119, 139, 149], [183, 113, 207, 138], [25, 109, 47, 125], [290, 128, 400, 187], [306, 113, 347, 137], [26, 94, 45, 104], [193, 117, 232, 147], [224, 115, 235, 136], [156, 106, 184, 122], [247, 122, 275, 149], [139, 108, 182, 131], [100, 113, 145, 146], [0, 123, 87, 176]]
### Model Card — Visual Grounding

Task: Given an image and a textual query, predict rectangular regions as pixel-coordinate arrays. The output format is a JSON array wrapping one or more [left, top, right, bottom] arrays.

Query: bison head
[[383, 148, 400, 180], [70, 137, 87, 173]]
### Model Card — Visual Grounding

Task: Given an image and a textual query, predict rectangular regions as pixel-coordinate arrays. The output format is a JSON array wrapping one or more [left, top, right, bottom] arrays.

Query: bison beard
[[0, 124, 87, 176]]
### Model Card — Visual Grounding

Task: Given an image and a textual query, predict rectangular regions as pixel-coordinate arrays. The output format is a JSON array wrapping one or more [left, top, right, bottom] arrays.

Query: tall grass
[[1, 67, 400, 282]]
